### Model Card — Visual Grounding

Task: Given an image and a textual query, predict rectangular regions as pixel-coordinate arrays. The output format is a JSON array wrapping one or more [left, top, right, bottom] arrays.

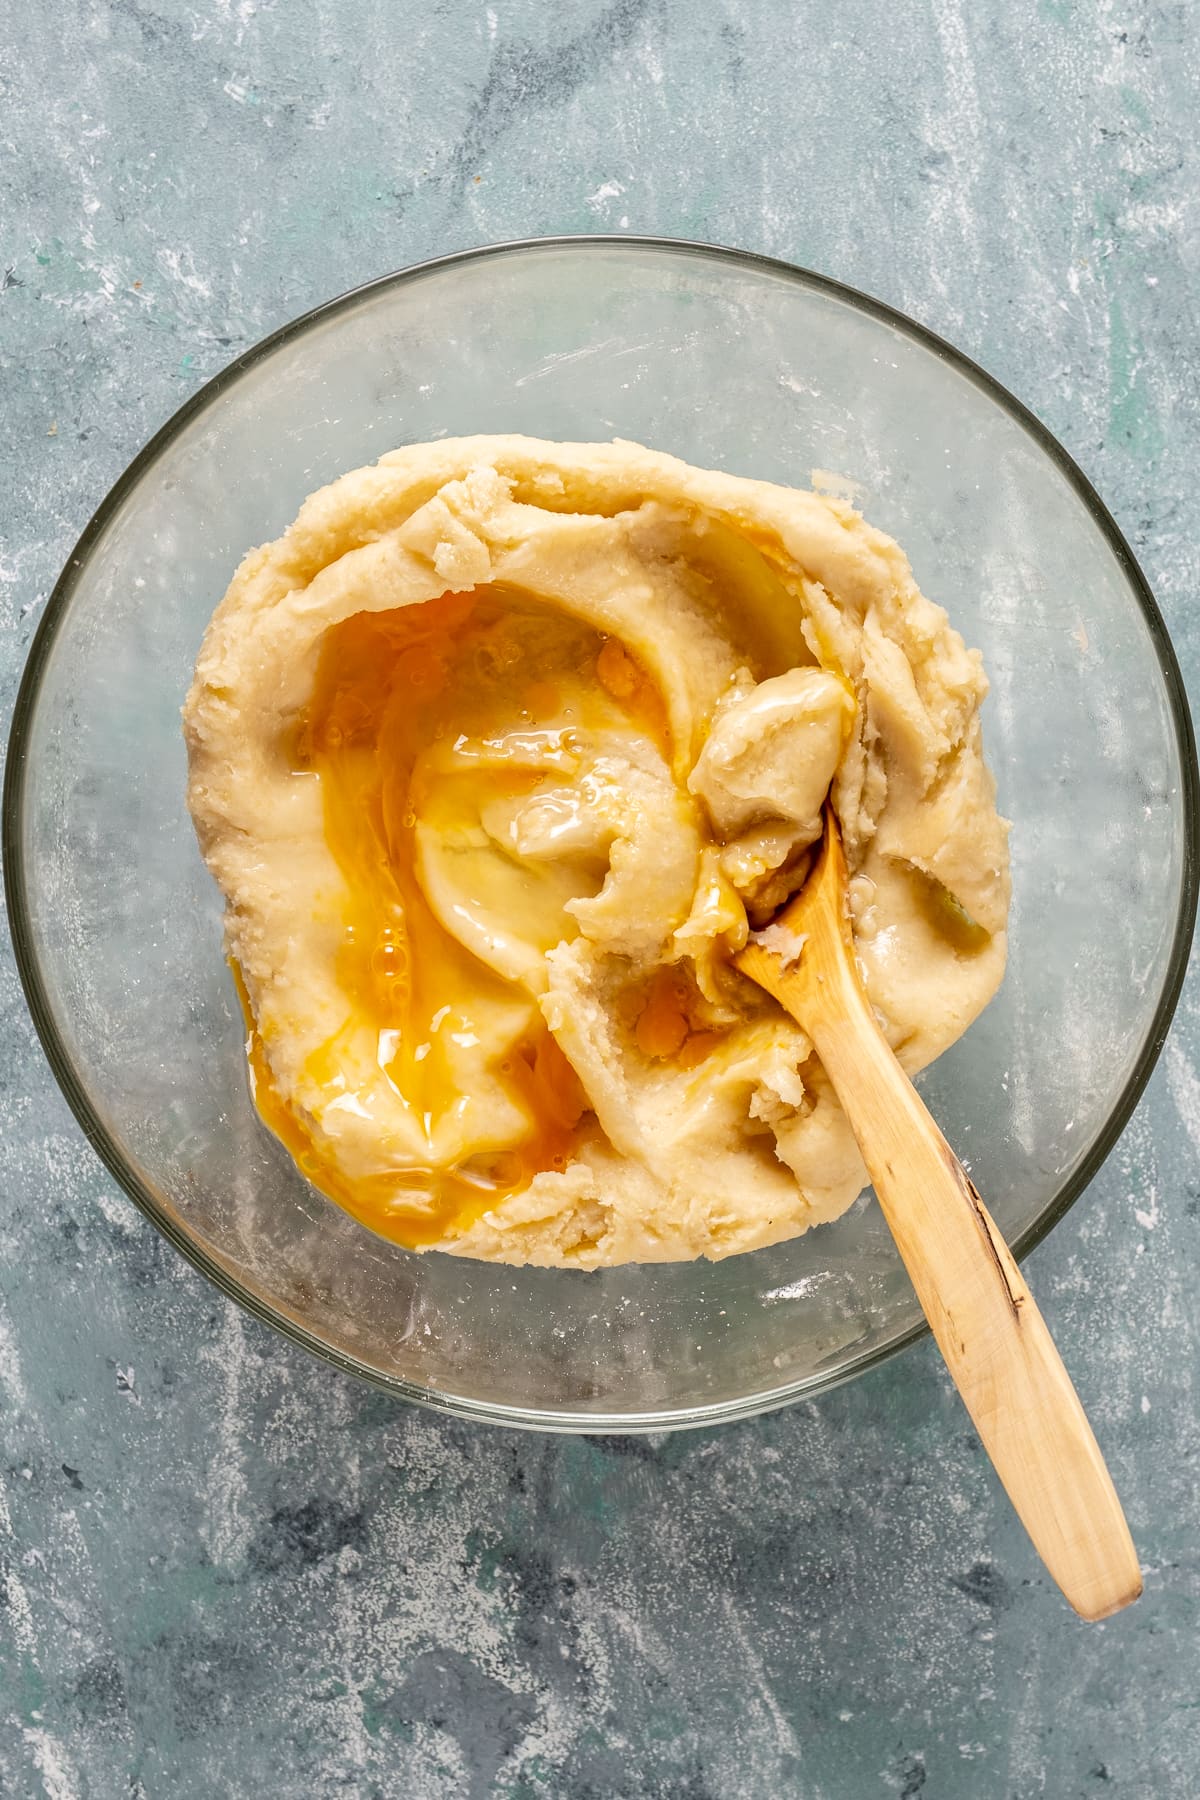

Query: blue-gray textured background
[[2, 2, 1198, 1795]]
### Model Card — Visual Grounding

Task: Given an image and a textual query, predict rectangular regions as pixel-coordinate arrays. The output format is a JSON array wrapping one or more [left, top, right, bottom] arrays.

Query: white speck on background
[[637, 41, 665, 86], [0, 1304, 30, 1412], [1134, 1185, 1160, 1232], [23, 1729, 80, 1800], [156, 245, 212, 301], [0, 1478, 37, 1658], [92, 1185, 135, 1234], [586, 180, 624, 211], [199, 1305, 251, 1564], [214, 0, 258, 41]]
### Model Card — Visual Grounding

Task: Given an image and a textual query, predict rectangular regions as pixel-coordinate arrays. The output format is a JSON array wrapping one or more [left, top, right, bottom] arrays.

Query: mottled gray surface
[[1, 2, 1198, 1795]]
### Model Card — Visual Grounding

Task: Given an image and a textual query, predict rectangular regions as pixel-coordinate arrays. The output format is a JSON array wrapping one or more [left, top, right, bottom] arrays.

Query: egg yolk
[[240, 585, 670, 1247]]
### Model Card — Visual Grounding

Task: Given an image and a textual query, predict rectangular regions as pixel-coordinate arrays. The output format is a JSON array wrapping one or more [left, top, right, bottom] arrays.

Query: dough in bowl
[[184, 436, 1010, 1267]]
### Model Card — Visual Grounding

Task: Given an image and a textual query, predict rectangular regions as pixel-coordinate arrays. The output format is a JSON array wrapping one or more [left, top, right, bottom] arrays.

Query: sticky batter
[[184, 437, 1009, 1266]]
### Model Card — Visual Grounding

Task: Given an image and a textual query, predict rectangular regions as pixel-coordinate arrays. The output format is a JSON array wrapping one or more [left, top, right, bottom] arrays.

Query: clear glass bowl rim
[[5, 233, 1198, 1432]]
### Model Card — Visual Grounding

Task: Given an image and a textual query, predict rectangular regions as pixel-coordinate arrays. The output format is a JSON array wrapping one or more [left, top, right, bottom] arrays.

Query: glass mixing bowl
[[6, 237, 1196, 1429]]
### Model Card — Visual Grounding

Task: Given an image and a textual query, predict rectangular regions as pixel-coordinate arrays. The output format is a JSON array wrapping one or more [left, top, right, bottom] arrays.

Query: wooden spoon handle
[[806, 965, 1141, 1621]]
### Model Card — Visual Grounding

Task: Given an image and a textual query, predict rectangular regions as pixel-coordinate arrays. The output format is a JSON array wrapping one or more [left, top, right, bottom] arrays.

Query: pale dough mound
[[185, 436, 1010, 1267]]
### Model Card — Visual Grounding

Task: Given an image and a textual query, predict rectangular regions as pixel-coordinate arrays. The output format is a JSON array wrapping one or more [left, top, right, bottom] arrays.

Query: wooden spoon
[[734, 809, 1141, 1621]]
